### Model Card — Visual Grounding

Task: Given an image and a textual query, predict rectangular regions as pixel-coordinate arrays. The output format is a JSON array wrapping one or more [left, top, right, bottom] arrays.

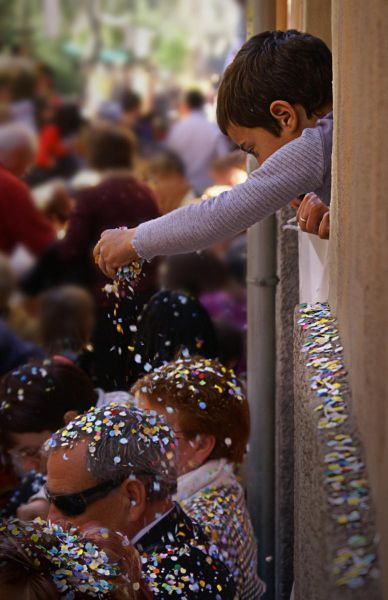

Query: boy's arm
[[133, 125, 325, 260], [94, 124, 327, 275]]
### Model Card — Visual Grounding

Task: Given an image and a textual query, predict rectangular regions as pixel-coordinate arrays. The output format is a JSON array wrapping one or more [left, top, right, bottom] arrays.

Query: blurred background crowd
[[0, 0, 249, 514]]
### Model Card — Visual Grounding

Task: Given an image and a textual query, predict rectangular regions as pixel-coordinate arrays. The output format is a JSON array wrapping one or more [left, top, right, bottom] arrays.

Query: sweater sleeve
[[133, 125, 325, 260]]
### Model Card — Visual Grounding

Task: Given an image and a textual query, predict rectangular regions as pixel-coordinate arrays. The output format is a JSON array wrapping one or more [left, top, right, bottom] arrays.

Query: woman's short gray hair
[[47, 404, 178, 500]]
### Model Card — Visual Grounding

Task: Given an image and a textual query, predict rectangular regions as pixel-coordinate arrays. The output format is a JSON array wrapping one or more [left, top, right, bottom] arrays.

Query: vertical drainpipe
[[246, 2, 277, 599]]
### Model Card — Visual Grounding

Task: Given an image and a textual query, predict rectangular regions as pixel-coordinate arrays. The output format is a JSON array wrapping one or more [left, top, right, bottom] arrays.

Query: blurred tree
[[0, 0, 241, 93], [154, 35, 188, 73]]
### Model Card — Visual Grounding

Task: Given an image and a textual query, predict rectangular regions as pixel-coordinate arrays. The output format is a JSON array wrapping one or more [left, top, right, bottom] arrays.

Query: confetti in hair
[[46, 404, 178, 496], [0, 518, 126, 597], [132, 357, 250, 464]]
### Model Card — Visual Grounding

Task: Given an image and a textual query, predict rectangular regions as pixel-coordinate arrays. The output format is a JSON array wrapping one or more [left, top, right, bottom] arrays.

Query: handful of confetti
[[103, 259, 144, 300]]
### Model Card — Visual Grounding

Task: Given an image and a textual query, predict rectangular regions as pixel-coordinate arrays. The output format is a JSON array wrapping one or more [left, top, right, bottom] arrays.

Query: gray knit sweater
[[134, 113, 333, 260]]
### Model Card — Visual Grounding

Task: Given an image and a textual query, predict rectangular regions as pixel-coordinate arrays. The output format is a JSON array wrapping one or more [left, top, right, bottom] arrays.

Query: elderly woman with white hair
[[0, 122, 54, 256]]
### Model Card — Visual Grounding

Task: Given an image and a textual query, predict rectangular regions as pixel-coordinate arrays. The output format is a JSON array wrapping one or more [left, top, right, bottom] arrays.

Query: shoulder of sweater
[[0, 168, 29, 196], [183, 483, 244, 514], [75, 175, 155, 202], [316, 111, 334, 166], [299, 113, 333, 153]]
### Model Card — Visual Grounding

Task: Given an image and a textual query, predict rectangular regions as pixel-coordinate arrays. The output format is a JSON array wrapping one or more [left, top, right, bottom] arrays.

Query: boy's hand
[[297, 192, 329, 237], [93, 228, 139, 279], [318, 211, 330, 239], [289, 198, 302, 210]]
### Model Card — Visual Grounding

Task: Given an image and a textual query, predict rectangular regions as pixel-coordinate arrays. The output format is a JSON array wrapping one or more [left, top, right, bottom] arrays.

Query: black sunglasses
[[44, 479, 121, 516]]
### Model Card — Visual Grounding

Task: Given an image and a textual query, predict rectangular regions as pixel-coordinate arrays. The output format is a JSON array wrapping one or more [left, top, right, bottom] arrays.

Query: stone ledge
[[293, 303, 381, 600]]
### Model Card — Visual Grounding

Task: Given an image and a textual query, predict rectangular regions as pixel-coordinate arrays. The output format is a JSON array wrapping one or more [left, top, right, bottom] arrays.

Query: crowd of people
[[0, 28, 333, 599]]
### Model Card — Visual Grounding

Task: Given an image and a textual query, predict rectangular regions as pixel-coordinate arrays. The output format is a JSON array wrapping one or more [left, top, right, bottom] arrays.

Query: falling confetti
[[101, 247, 145, 355]]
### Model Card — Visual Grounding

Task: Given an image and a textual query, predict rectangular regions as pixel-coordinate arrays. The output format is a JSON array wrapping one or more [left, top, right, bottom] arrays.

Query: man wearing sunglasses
[[45, 404, 237, 599]]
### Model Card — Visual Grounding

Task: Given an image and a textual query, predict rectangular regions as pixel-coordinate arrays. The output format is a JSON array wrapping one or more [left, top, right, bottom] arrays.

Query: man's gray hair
[[0, 123, 37, 155], [47, 403, 178, 500]]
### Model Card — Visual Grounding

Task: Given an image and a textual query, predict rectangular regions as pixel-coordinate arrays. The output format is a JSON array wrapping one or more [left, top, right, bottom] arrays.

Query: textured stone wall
[[287, 0, 331, 45], [330, 1, 388, 595], [301, 0, 331, 46], [294, 304, 381, 600]]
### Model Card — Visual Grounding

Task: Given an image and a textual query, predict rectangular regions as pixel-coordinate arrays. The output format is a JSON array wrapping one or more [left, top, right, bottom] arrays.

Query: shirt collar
[[131, 505, 174, 545]]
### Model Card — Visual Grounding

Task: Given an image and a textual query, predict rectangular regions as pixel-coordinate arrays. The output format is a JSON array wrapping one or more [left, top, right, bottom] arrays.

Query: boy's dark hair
[[0, 360, 96, 442], [185, 89, 205, 110], [217, 30, 332, 136]]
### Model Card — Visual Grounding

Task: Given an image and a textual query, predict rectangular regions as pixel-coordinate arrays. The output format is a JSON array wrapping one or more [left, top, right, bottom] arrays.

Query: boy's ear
[[269, 100, 299, 132]]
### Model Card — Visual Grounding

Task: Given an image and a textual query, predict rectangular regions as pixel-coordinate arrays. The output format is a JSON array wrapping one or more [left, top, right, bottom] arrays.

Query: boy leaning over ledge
[[94, 30, 333, 274]]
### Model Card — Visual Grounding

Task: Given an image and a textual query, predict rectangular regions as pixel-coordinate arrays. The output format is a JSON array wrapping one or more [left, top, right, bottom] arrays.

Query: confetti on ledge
[[298, 303, 379, 590]]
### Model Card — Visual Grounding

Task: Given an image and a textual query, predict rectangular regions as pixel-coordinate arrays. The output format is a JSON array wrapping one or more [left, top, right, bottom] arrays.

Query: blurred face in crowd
[[150, 171, 190, 215], [136, 394, 215, 477], [6, 410, 79, 474], [8, 430, 52, 473], [210, 166, 247, 187], [2, 143, 36, 178], [47, 442, 157, 538]]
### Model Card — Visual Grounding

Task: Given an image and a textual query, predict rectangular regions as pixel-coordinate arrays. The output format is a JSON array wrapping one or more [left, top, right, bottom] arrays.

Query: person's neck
[[100, 168, 133, 181], [295, 103, 333, 136], [129, 498, 173, 539]]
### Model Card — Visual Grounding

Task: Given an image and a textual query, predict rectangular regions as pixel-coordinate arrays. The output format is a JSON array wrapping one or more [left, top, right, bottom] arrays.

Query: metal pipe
[[247, 216, 277, 600], [246, 2, 277, 598]]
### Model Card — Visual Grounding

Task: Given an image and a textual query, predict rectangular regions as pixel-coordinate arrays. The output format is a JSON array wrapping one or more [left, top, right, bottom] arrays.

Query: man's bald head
[[0, 123, 36, 177]]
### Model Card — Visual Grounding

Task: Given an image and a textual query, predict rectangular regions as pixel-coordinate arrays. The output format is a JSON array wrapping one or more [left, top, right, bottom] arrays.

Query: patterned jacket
[[180, 481, 266, 599], [135, 503, 237, 599]]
